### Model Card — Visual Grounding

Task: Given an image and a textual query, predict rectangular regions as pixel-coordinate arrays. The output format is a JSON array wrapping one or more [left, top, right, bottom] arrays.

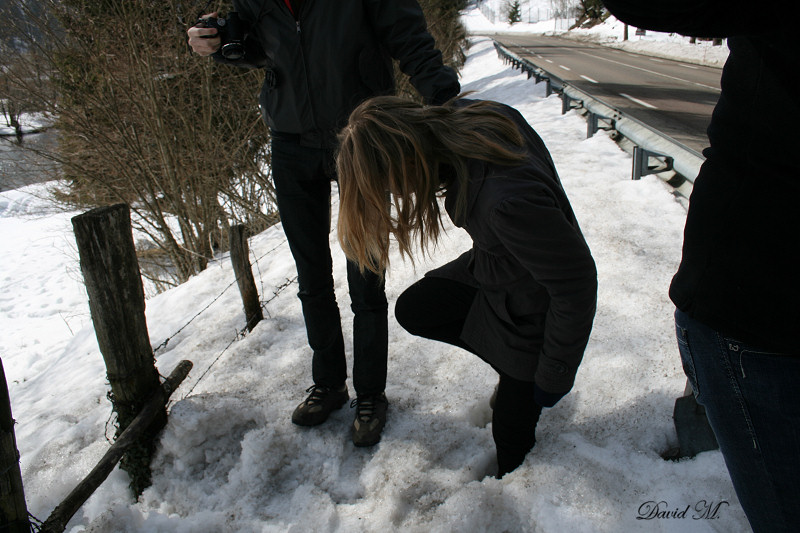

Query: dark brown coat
[[428, 101, 597, 406]]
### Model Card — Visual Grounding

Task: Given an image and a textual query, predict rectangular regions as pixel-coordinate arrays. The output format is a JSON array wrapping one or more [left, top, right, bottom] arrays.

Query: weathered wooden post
[[229, 224, 263, 332], [1, 359, 30, 533], [72, 203, 165, 496], [40, 360, 193, 533]]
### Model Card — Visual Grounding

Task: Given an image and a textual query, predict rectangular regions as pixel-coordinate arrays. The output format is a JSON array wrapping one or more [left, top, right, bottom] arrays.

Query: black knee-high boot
[[492, 372, 543, 478]]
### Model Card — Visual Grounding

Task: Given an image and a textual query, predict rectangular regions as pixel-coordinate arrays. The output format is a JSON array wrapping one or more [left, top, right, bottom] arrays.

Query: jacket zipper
[[290, 2, 318, 133]]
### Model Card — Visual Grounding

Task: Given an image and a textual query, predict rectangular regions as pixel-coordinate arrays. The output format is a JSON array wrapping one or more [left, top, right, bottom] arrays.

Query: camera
[[196, 12, 245, 60]]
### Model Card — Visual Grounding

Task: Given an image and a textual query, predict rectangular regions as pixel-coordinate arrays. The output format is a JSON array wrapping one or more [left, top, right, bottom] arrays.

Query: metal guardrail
[[493, 41, 705, 186]]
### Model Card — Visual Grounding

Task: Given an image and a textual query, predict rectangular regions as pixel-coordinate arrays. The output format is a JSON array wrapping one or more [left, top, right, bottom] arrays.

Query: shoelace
[[351, 396, 379, 420], [305, 385, 328, 405]]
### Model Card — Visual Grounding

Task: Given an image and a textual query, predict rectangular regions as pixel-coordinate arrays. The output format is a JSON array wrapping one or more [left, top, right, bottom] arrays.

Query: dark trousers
[[676, 309, 800, 533], [395, 276, 542, 476], [271, 136, 388, 396]]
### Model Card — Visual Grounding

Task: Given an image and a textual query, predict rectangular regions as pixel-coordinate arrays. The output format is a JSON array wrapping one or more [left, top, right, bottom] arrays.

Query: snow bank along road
[[490, 33, 722, 155]]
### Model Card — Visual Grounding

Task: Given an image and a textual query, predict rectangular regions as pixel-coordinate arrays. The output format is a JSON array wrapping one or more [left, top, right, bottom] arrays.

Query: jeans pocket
[[736, 344, 800, 418], [676, 321, 701, 398]]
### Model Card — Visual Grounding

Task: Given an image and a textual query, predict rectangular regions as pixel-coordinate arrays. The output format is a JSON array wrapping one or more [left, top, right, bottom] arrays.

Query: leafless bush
[[1, 0, 277, 286]]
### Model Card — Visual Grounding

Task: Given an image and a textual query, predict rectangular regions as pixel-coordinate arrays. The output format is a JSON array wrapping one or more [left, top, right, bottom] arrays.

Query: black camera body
[[196, 12, 245, 60]]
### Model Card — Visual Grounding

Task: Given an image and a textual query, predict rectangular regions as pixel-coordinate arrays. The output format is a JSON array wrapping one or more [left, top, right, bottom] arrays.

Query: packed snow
[[0, 7, 749, 533]]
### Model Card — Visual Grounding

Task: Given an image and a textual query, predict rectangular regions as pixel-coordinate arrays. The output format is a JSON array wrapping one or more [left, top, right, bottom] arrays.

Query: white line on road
[[545, 59, 553, 63], [620, 93, 658, 109], [559, 65, 571, 71], [575, 49, 721, 92], [680, 63, 700, 70], [580, 75, 599, 84]]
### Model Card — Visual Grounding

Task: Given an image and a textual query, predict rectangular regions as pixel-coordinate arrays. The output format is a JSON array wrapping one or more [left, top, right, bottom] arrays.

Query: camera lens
[[221, 42, 245, 60]]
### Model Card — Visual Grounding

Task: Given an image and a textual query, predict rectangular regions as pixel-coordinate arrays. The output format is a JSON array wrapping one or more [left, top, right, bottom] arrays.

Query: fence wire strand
[[152, 237, 289, 355], [145, 234, 300, 399]]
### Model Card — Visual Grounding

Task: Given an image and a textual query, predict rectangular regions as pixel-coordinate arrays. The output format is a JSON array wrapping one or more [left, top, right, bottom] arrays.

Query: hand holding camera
[[188, 12, 245, 60]]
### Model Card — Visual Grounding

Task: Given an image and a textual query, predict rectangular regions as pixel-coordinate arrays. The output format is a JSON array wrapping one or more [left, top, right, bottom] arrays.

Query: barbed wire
[[178, 274, 297, 400], [152, 237, 289, 355], [96, 235, 296, 428], [178, 325, 249, 400]]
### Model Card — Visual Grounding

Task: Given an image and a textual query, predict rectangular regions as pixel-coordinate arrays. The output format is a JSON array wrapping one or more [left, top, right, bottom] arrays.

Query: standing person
[[336, 96, 597, 477], [600, 1, 799, 531], [187, 1, 460, 447]]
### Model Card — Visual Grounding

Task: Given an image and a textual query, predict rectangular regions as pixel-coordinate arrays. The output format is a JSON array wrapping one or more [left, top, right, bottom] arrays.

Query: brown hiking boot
[[351, 392, 389, 447], [291, 384, 349, 426]]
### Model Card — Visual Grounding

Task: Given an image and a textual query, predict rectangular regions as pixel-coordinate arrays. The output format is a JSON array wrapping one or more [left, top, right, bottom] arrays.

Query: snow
[[0, 112, 52, 136], [0, 8, 749, 533], [465, 1, 729, 67]]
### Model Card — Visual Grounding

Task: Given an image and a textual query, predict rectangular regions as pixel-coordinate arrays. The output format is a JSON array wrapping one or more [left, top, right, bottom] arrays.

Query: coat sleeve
[[491, 191, 597, 407], [365, 0, 460, 105], [600, 0, 789, 37]]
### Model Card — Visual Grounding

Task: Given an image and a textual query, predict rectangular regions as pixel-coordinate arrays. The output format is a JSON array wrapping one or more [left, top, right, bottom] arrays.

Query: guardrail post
[[671, 380, 719, 459], [633, 146, 674, 180], [587, 112, 600, 138], [561, 93, 572, 115]]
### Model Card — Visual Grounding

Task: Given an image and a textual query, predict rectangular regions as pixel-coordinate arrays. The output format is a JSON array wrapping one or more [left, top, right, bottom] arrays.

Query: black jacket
[[602, 0, 799, 353], [217, 0, 460, 147], [428, 100, 598, 407]]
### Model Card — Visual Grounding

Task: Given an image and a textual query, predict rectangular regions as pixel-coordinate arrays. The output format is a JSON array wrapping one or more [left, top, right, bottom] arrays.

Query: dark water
[[0, 130, 59, 191]]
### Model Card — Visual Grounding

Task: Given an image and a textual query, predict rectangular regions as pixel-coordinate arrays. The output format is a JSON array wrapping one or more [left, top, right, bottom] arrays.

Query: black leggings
[[395, 277, 542, 477]]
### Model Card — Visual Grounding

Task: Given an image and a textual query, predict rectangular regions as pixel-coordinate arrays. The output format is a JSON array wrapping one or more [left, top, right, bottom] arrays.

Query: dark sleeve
[[492, 192, 597, 407], [601, 0, 789, 37], [365, 0, 460, 105]]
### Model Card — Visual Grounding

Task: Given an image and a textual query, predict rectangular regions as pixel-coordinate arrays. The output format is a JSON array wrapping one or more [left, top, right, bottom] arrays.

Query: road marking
[[574, 49, 721, 92], [620, 93, 658, 109], [650, 58, 665, 63], [545, 59, 553, 63], [680, 63, 699, 70], [559, 65, 571, 71], [580, 75, 599, 84]]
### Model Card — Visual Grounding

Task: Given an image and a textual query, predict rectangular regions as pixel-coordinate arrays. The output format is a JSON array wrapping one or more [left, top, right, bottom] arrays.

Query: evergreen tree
[[507, 0, 522, 25]]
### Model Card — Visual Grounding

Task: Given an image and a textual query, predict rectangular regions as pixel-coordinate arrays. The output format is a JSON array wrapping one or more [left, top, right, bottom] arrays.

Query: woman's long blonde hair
[[336, 95, 528, 275]]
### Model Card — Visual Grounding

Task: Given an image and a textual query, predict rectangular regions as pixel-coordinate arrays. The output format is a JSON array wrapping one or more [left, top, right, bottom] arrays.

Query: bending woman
[[336, 96, 597, 477]]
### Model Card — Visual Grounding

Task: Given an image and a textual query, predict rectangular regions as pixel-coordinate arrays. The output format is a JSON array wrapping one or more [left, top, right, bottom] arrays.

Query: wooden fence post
[[40, 360, 193, 533], [72, 203, 165, 496], [1, 359, 30, 533], [229, 225, 263, 332]]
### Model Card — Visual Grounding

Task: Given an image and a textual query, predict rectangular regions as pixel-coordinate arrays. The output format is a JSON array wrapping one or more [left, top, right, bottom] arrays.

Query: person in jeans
[[187, 0, 459, 447], [600, 1, 799, 531], [335, 96, 597, 476]]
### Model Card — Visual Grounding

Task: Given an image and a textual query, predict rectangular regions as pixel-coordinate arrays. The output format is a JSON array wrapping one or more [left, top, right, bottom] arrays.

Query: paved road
[[489, 33, 724, 154]]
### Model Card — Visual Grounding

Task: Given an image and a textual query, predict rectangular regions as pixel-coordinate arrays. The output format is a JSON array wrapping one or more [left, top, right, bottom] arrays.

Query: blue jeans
[[271, 136, 388, 395], [675, 309, 800, 533]]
